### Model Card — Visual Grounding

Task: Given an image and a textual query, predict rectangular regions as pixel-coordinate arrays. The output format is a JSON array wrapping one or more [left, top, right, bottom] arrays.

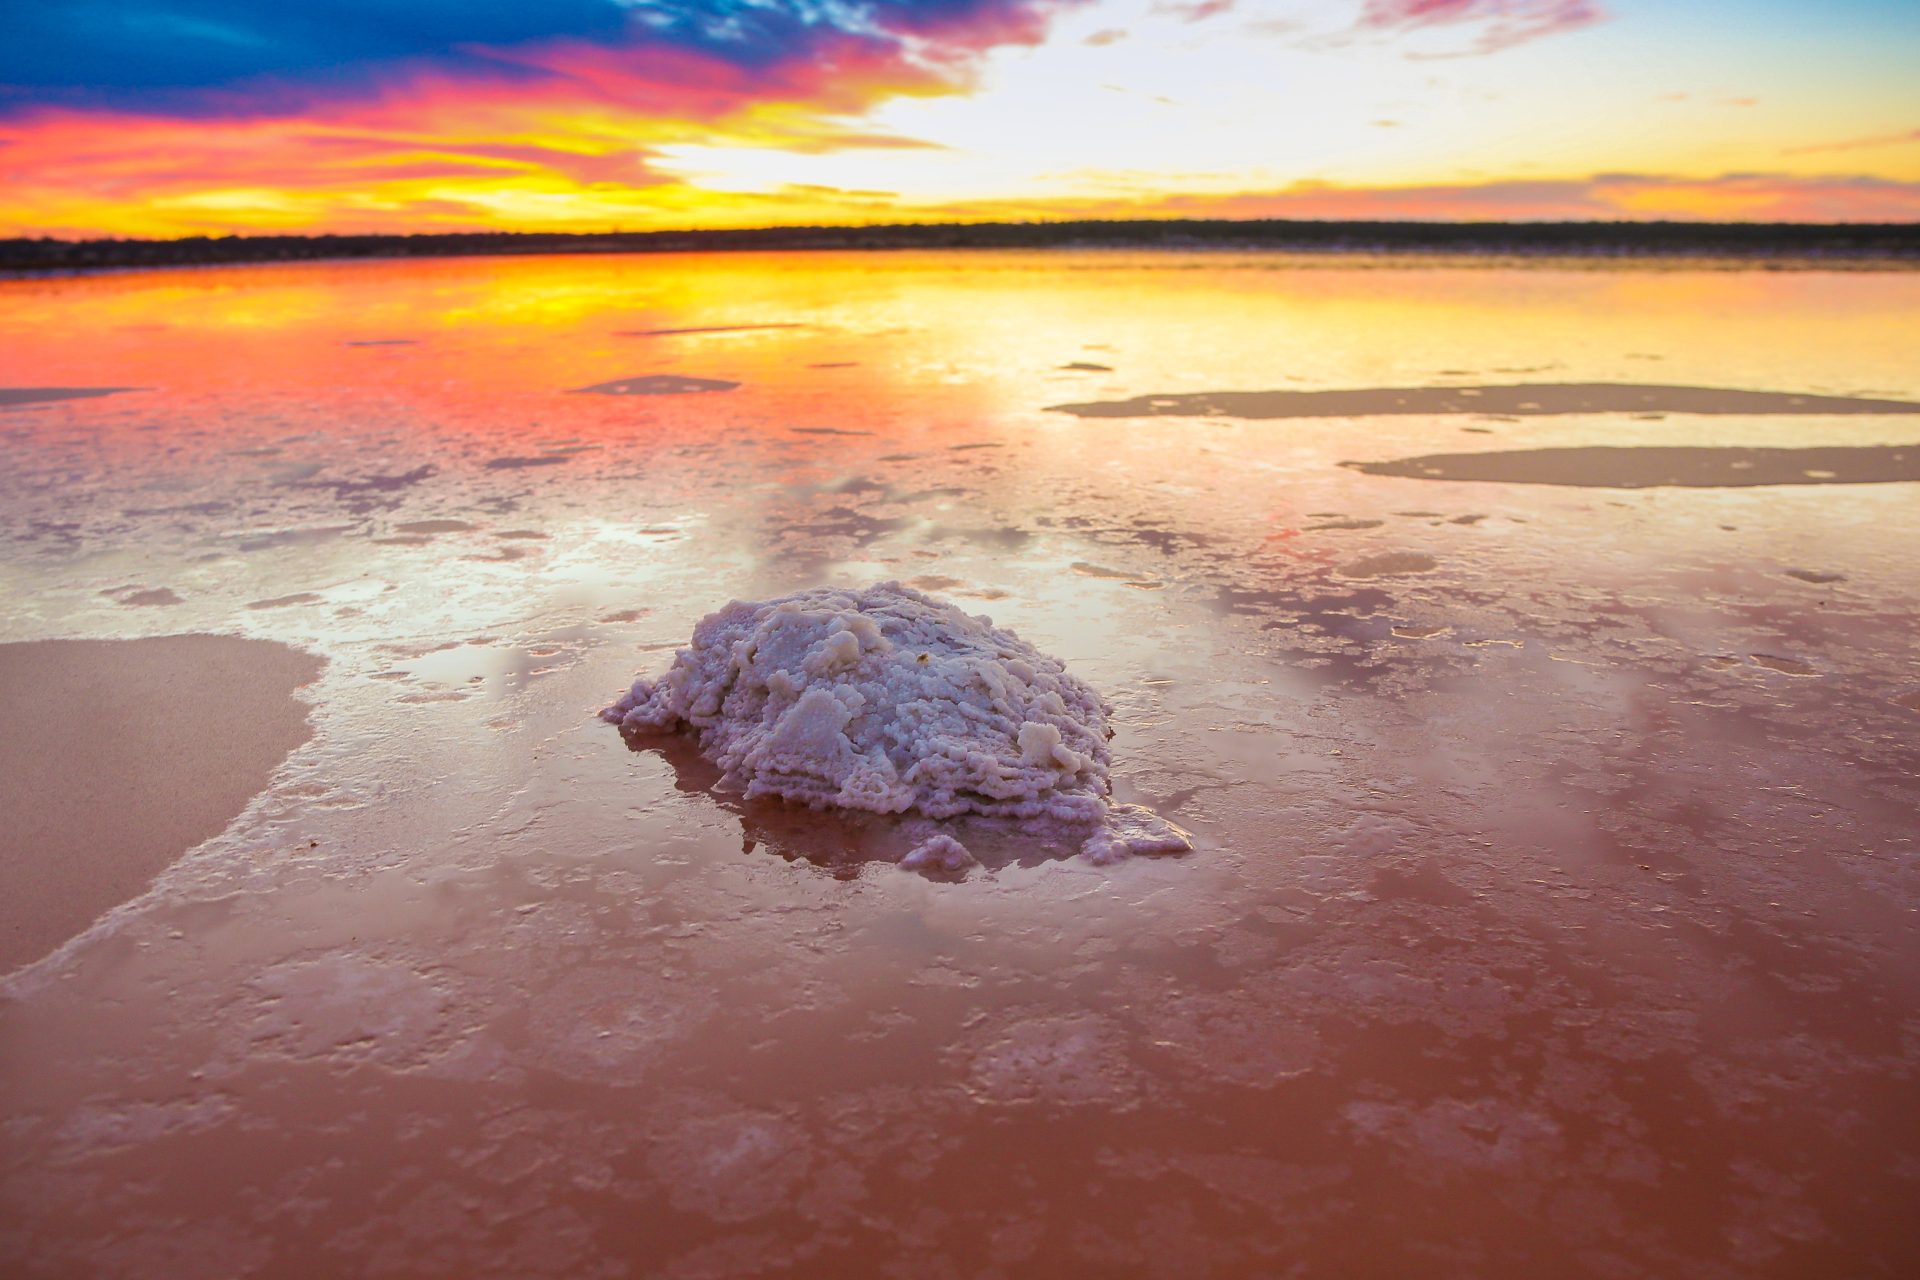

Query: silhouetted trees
[[3, 219, 1915, 273]]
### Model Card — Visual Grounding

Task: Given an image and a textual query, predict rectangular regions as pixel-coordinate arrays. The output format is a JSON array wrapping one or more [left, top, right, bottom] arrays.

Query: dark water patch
[[789, 508, 914, 545], [906, 575, 968, 592], [1060, 362, 1113, 372], [393, 519, 474, 535], [237, 523, 358, 551], [344, 339, 417, 347], [1049, 383, 1920, 420], [301, 465, 436, 513], [124, 500, 232, 518], [571, 375, 739, 395], [1210, 584, 1407, 687], [927, 524, 1032, 551], [246, 593, 326, 610], [484, 455, 571, 470], [0, 386, 144, 406], [1346, 445, 1920, 488], [103, 586, 182, 607], [1338, 552, 1438, 579]]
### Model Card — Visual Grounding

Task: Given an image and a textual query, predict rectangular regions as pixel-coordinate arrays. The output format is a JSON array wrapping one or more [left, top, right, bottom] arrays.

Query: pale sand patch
[[1048, 383, 1920, 419], [0, 635, 324, 972]]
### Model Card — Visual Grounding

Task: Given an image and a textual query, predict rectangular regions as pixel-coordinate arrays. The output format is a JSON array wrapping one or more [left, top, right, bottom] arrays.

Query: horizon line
[[9, 215, 1920, 246]]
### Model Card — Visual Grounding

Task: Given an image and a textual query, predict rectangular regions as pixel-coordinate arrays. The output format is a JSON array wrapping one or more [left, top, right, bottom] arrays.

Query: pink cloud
[[1358, 0, 1606, 54], [950, 173, 1920, 224], [1152, 0, 1237, 22]]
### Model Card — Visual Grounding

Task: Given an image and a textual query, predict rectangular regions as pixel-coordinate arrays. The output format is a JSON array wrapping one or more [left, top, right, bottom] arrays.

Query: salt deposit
[[603, 583, 1191, 866], [899, 833, 977, 874]]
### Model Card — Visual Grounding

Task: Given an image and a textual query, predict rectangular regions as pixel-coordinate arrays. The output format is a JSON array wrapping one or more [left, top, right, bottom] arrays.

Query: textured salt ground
[[1047, 382, 1920, 419], [0, 635, 323, 971], [1346, 444, 1920, 487]]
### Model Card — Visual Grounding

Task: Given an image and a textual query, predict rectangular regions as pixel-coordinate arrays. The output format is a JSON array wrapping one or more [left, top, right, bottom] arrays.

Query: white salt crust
[[603, 583, 1191, 866]]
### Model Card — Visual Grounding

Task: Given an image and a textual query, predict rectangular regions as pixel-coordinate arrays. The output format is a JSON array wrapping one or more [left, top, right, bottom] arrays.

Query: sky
[[1, 0, 1916, 236]]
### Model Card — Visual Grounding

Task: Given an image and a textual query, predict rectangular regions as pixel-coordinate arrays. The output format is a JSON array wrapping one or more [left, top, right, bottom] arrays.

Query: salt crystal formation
[[603, 583, 1191, 866]]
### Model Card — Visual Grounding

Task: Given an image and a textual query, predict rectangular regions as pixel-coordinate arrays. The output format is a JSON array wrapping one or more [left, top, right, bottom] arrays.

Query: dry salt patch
[[603, 583, 1191, 869]]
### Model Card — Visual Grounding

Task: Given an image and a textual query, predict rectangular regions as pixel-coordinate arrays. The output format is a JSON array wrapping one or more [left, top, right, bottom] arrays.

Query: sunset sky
[[2, 0, 1917, 237]]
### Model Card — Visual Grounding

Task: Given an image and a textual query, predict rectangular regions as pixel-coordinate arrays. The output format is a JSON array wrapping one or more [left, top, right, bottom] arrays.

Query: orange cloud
[[0, 2, 1074, 237], [0, 28, 1003, 237]]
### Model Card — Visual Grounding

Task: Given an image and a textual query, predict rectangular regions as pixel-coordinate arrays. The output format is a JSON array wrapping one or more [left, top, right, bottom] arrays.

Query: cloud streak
[[1356, 0, 1605, 54], [1784, 128, 1920, 157], [933, 172, 1920, 224]]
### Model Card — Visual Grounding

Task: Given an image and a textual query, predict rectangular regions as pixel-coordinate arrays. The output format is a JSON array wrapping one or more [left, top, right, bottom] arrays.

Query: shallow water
[[3, 250, 1919, 1278]]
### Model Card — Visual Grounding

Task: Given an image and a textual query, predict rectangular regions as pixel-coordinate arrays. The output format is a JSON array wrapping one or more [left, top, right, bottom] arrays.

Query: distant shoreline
[[3, 219, 1917, 275]]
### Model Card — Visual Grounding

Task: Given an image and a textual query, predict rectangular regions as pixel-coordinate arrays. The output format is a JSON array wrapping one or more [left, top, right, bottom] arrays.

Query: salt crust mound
[[603, 583, 1190, 866]]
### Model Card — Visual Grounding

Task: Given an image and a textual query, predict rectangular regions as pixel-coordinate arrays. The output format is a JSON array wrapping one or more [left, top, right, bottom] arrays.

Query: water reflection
[[630, 732, 1086, 879]]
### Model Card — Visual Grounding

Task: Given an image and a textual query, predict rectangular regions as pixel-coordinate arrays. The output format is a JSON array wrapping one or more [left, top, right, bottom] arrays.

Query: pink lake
[[2, 250, 1918, 1279]]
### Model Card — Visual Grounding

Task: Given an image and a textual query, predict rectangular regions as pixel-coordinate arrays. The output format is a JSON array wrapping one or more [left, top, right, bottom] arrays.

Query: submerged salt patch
[[604, 582, 1190, 865], [900, 833, 976, 874]]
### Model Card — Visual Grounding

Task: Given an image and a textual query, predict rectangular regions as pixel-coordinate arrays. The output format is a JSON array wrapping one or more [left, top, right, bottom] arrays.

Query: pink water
[[3, 251, 1918, 1278]]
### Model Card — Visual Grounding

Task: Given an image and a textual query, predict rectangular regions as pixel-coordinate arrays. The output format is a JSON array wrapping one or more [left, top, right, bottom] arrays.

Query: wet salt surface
[[2, 251, 1918, 1278]]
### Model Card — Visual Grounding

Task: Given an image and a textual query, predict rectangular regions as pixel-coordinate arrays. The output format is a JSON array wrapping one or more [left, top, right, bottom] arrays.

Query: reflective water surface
[[3, 251, 1918, 1278]]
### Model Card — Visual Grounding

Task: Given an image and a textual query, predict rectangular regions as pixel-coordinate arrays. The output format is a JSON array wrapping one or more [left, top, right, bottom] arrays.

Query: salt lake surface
[[2, 250, 1918, 1277]]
